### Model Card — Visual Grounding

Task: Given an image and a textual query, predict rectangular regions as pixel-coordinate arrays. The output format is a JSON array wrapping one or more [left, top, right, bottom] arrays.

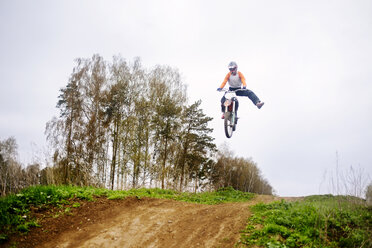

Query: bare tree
[[0, 137, 40, 195], [366, 183, 372, 207], [78, 54, 108, 185], [0, 137, 21, 195], [210, 145, 273, 194], [24, 163, 40, 186]]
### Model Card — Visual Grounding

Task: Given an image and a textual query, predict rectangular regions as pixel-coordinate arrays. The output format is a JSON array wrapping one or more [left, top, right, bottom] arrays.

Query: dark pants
[[220, 87, 260, 112]]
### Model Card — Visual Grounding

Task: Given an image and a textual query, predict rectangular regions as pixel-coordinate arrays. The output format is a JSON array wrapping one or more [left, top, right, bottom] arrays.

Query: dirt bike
[[219, 89, 246, 138]]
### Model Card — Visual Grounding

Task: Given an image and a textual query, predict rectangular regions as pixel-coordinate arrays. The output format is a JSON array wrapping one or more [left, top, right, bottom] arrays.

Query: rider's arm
[[219, 72, 231, 88], [238, 71, 247, 87]]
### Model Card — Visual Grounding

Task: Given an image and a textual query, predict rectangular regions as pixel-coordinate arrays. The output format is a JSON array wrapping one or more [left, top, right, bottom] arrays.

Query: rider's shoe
[[256, 101, 265, 109]]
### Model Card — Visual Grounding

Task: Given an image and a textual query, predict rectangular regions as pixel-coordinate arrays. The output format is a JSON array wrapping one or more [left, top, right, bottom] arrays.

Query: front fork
[[231, 102, 236, 125], [224, 99, 236, 125]]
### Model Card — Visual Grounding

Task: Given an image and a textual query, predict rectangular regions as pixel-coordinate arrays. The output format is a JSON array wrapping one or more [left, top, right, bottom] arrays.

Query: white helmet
[[228, 61, 237, 71]]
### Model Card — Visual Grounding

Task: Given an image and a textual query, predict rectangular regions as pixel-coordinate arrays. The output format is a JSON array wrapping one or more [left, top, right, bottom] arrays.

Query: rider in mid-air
[[217, 61, 264, 119]]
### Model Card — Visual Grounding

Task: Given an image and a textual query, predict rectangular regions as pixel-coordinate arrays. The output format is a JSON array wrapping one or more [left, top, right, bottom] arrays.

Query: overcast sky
[[1, 0, 371, 196]]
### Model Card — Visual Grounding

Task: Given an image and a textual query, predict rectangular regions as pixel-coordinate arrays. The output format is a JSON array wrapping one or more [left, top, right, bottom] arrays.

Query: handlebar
[[217, 88, 248, 93]]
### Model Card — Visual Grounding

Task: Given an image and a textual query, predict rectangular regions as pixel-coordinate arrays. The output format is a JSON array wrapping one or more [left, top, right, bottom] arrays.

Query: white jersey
[[219, 71, 247, 89], [228, 73, 243, 88]]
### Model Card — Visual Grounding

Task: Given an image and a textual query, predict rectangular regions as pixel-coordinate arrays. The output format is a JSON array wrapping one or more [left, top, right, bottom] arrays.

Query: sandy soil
[[3, 195, 280, 248]]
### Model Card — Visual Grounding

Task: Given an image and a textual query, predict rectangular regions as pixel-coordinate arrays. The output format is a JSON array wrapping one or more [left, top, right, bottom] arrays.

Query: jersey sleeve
[[219, 72, 231, 88], [238, 71, 247, 87]]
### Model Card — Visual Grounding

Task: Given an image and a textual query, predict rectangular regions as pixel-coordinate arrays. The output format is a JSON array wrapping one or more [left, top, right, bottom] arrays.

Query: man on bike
[[217, 61, 264, 119]]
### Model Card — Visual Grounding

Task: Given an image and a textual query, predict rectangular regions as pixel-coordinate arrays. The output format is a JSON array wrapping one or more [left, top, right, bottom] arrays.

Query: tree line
[[0, 54, 273, 196], [0, 137, 40, 196]]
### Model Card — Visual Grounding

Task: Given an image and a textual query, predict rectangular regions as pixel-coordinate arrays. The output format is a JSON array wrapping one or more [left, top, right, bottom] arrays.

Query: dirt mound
[[4, 195, 277, 248]]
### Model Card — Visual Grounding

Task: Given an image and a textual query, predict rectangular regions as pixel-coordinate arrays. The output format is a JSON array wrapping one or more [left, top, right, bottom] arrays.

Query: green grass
[[106, 186, 254, 204], [0, 185, 104, 236], [0, 185, 253, 242], [238, 195, 372, 248]]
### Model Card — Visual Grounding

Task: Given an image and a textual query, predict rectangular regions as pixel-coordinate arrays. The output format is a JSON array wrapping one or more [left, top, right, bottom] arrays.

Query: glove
[[242, 86, 246, 89], [217, 88, 222, 91]]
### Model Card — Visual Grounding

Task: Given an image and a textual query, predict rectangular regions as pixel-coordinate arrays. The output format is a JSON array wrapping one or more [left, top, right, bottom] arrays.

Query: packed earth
[[3, 195, 284, 248]]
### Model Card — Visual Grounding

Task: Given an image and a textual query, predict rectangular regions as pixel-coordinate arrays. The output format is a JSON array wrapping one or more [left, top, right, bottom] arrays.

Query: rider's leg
[[236, 89, 259, 104], [236, 89, 264, 108]]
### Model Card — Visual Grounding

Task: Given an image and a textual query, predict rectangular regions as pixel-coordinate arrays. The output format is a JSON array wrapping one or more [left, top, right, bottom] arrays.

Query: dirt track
[[6, 195, 279, 248]]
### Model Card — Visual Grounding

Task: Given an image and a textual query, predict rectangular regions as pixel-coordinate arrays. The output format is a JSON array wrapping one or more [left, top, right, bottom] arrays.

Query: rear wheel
[[224, 112, 234, 138]]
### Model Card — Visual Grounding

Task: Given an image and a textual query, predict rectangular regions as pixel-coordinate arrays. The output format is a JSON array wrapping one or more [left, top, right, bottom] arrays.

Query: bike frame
[[220, 89, 244, 138], [223, 91, 237, 124]]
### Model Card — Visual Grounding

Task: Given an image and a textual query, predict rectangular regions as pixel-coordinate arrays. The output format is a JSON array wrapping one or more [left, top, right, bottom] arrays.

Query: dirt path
[[7, 195, 279, 248]]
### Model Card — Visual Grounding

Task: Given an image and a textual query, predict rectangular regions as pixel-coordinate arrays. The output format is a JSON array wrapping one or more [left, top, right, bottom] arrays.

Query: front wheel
[[224, 112, 235, 138]]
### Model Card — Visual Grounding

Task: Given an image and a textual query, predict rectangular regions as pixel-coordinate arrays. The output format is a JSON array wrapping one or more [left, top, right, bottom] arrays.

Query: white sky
[[1, 0, 371, 196]]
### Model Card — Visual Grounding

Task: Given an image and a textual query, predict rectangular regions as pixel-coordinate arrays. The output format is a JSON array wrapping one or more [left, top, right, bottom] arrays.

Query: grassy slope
[[1, 186, 371, 247], [239, 195, 372, 248], [0, 185, 253, 242]]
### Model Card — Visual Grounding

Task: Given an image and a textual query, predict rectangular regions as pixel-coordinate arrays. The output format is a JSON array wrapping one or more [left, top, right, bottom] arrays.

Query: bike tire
[[224, 112, 233, 138]]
